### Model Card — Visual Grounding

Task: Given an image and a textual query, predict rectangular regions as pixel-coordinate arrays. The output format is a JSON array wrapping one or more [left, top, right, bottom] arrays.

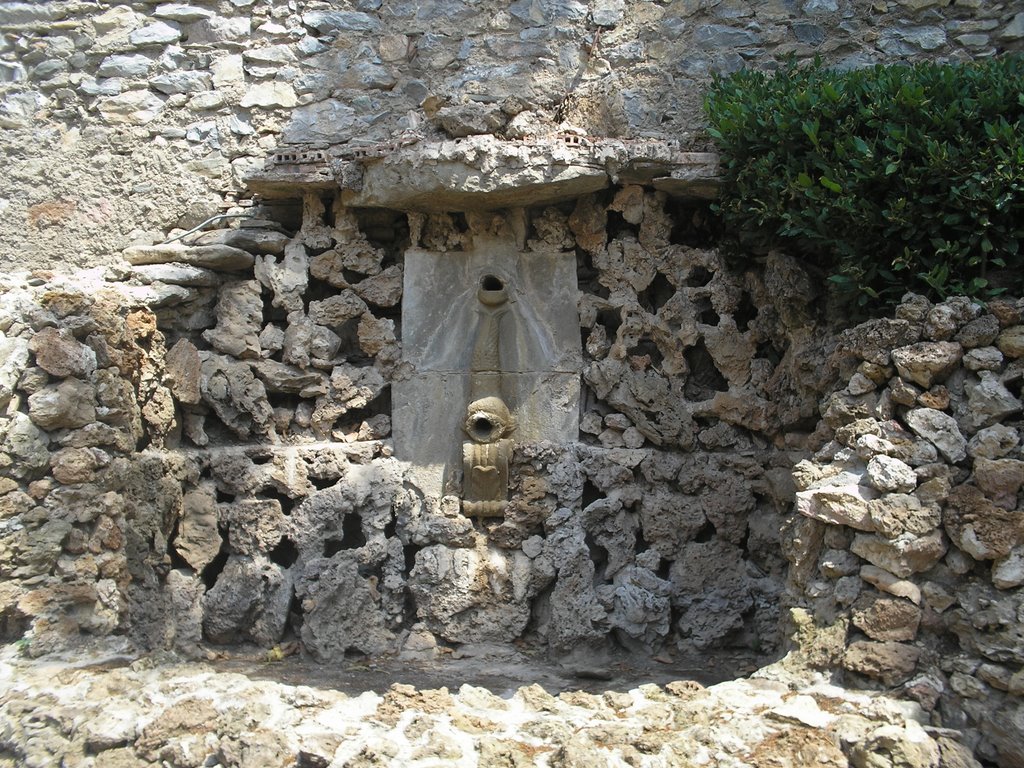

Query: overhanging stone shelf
[[245, 134, 721, 209]]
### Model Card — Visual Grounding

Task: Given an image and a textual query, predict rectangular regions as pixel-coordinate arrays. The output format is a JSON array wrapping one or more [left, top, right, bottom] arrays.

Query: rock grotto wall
[[0, 185, 834, 667], [786, 294, 1024, 765], [3, 1, 1024, 763], [2, 0, 1023, 269]]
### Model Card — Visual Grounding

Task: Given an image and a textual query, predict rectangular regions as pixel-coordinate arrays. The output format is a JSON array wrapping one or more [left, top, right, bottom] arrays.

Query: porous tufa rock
[[175, 484, 222, 571], [851, 595, 922, 642], [866, 455, 917, 493], [960, 371, 1022, 432], [28, 327, 96, 379], [891, 341, 962, 388], [992, 546, 1024, 590], [843, 640, 921, 686], [996, 325, 1024, 358], [967, 424, 1020, 459], [904, 408, 967, 463], [27, 378, 97, 430], [203, 280, 263, 360], [164, 339, 201, 405], [944, 484, 1024, 561], [850, 530, 947, 578]]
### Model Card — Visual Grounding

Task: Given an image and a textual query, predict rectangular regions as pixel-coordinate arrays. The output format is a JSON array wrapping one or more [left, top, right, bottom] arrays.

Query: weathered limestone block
[[410, 543, 549, 644], [49, 447, 105, 485], [207, 226, 290, 257], [352, 265, 403, 308], [10, 518, 72, 578], [44, 484, 121, 525], [202, 555, 292, 646], [988, 299, 1024, 328], [437, 103, 507, 137], [922, 299, 975, 341], [223, 499, 288, 555], [851, 530, 947, 578], [638, 489, 706, 557], [568, 194, 607, 256], [996, 325, 1024, 358], [282, 311, 314, 369], [945, 485, 1024, 561], [869, 494, 941, 538], [1, 412, 49, 480], [581, 497, 637, 577], [960, 371, 1022, 432], [973, 457, 1024, 510], [593, 235, 657, 293], [963, 346, 1004, 372], [164, 339, 201, 405], [258, 324, 284, 357], [0, 489, 35, 520], [310, 364, 385, 438], [395, 494, 476, 549], [27, 377, 97, 430], [309, 245, 378, 286], [586, 358, 695, 447], [821, 391, 878, 429], [28, 327, 96, 379], [968, 424, 1020, 459], [852, 596, 922, 641], [141, 384, 176, 446], [356, 315, 397, 358], [904, 408, 967, 463], [866, 455, 917, 493], [174, 484, 221, 572], [797, 483, 876, 531], [669, 540, 752, 650], [609, 564, 672, 652], [843, 640, 921, 686], [859, 565, 922, 605], [956, 314, 1000, 348], [123, 243, 255, 271], [993, 546, 1024, 590], [0, 334, 29, 408], [949, 583, 1024, 665], [820, 548, 862, 578], [849, 723, 941, 768], [202, 281, 263, 359], [836, 318, 920, 367], [297, 552, 395, 659], [199, 353, 273, 438], [308, 290, 367, 328], [891, 342, 962, 388], [703, 322, 757, 389], [95, 368, 143, 439], [252, 359, 327, 394], [254, 240, 308, 313]]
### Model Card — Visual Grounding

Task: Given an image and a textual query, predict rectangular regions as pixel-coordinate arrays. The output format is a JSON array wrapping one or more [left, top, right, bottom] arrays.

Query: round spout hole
[[481, 275, 504, 291], [472, 417, 494, 440]]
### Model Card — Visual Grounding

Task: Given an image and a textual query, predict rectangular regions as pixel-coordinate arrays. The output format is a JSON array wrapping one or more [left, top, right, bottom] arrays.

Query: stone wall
[[2, 0, 1022, 269], [3, 1, 1024, 763], [787, 294, 1024, 765], [0, 188, 829, 665]]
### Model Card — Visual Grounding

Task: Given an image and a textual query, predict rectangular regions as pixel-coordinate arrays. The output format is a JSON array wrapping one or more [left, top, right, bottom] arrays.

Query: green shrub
[[704, 56, 1024, 308]]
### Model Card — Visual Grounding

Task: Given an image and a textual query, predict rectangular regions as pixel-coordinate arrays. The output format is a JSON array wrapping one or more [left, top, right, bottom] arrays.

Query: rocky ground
[[0, 639, 979, 768]]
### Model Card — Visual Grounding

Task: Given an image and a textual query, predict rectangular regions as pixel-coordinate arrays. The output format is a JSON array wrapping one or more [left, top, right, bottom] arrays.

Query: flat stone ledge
[[246, 134, 721, 209]]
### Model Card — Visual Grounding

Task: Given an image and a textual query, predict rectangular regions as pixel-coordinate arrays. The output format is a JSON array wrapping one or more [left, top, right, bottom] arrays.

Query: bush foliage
[[704, 56, 1024, 308]]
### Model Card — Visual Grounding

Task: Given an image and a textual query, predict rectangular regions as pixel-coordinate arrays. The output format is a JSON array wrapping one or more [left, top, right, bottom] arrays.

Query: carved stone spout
[[462, 274, 515, 517]]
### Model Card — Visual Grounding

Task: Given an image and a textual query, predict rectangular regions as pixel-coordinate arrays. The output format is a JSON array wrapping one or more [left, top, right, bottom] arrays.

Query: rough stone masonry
[[1, 1, 1024, 766]]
